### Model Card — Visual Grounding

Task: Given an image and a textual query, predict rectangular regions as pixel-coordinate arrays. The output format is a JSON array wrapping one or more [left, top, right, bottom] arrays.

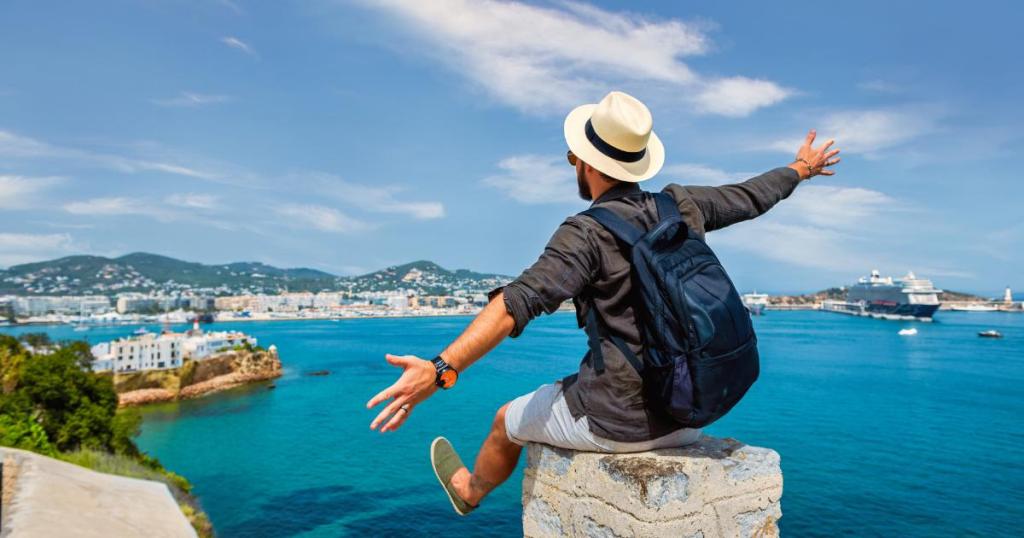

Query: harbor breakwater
[[115, 348, 282, 407]]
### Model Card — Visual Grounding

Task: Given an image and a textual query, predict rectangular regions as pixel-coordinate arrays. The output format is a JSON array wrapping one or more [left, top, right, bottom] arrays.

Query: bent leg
[[451, 402, 522, 506]]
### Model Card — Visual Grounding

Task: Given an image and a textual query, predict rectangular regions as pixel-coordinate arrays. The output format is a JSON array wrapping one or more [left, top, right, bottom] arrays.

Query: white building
[[11, 295, 111, 316], [91, 333, 184, 373], [90, 327, 257, 373]]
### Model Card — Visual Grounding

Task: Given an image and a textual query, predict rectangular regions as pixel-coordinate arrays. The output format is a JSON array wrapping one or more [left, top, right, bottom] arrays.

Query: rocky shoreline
[[116, 349, 282, 407]]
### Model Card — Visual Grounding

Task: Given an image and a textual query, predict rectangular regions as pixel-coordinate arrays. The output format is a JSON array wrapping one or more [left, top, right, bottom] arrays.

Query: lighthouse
[[1005, 286, 1013, 304]]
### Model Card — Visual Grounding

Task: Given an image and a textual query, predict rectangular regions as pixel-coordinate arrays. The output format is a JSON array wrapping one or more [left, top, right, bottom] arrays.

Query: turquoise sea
[[3, 311, 1022, 536]]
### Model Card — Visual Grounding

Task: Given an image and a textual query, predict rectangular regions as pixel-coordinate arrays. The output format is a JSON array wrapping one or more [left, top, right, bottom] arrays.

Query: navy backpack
[[579, 192, 759, 429]]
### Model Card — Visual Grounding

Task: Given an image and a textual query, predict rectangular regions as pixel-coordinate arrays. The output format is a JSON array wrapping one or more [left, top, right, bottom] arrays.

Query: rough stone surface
[[522, 435, 782, 538], [0, 447, 196, 537]]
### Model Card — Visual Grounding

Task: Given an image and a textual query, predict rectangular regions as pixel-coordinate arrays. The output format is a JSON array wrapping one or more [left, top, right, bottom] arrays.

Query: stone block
[[522, 435, 782, 538]]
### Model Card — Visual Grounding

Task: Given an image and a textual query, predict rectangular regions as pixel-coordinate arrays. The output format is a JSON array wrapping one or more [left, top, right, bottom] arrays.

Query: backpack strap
[[579, 206, 643, 246], [654, 192, 681, 221], [584, 300, 645, 375]]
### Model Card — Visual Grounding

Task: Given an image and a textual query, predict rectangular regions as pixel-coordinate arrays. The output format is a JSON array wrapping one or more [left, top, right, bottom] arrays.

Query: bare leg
[[451, 402, 522, 506]]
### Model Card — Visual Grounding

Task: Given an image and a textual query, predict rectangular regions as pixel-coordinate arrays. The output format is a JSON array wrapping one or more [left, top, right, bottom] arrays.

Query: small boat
[[72, 325, 90, 332], [305, 370, 331, 377], [267, 383, 277, 390], [133, 327, 149, 336], [898, 328, 917, 336], [978, 330, 1003, 338]]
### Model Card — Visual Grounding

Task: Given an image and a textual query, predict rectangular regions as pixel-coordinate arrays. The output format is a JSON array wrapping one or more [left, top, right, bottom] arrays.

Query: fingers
[[385, 354, 415, 368], [804, 129, 816, 147], [381, 404, 413, 432], [366, 384, 397, 409], [818, 169, 835, 176], [825, 157, 841, 167], [371, 395, 410, 431], [824, 148, 840, 160], [819, 138, 835, 152]]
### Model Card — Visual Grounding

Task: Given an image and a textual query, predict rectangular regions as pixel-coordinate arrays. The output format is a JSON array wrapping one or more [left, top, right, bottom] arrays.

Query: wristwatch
[[432, 355, 459, 389]]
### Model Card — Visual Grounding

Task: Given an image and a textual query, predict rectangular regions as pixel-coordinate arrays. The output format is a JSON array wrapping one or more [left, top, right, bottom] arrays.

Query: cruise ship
[[822, 270, 942, 321], [742, 292, 769, 315]]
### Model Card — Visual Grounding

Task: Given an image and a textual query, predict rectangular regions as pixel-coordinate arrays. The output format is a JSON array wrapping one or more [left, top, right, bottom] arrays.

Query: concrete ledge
[[522, 435, 782, 537], [0, 447, 196, 538]]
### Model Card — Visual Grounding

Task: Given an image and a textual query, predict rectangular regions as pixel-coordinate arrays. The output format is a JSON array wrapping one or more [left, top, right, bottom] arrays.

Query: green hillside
[[0, 254, 513, 297]]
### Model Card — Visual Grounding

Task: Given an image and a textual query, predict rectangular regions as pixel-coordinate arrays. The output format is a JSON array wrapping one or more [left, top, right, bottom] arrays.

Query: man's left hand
[[366, 354, 438, 432]]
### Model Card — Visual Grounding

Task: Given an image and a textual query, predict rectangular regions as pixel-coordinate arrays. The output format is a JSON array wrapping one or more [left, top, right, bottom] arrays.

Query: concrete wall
[[522, 436, 782, 537], [0, 447, 196, 538]]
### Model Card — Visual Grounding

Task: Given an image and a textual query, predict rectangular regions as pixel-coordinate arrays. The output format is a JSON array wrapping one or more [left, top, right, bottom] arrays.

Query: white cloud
[[359, 0, 790, 116], [767, 108, 936, 156], [311, 174, 445, 219], [0, 233, 75, 267], [0, 129, 222, 181], [694, 77, 792, 117], [482, 154, 580, 204], [858, 80, 902, 93], [0, 175, 64, 209], [152, 92, 230, 107], [221, 36, 256, 56], [661, 163, 749, 186], [165, 193, 220, 210], [781, 185, 897, 229], [711, 183, 901, 271], [275, 204, 370, 233], [63, 197, 149, 216]]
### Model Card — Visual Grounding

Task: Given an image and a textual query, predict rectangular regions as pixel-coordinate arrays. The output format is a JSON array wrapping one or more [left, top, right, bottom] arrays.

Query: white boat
[[948, 304, 999, 312], [742, 292, 769, 316], [132, 327, 149, 336], [898, 328, 918, 336]]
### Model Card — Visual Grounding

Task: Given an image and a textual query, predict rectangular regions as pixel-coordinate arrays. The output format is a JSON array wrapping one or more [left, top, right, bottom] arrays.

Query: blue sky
[[1, 0, 1021, 295]]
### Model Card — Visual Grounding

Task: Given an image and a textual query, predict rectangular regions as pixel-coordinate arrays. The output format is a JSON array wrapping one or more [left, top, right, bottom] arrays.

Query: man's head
[[563, 91, 665, 198], [568, 149, 620, 201]]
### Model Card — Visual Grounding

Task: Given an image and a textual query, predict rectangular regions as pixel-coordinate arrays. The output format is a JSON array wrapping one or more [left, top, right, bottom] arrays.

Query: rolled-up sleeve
[[664, 167, 801, 232], [488, 216, 599, 337]]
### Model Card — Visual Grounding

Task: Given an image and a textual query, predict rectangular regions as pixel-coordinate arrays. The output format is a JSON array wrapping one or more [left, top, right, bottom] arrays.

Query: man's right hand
[[790, 129, 841, 180]]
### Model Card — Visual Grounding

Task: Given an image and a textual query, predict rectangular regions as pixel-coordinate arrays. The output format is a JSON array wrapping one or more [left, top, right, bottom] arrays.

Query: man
[[366, 91, 840, 515]]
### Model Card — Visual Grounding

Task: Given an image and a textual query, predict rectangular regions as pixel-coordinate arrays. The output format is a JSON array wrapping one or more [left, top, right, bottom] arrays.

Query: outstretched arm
[[365, 218, 598, 433], [365, 293, 514, 432], [673, 129, 841, 232]]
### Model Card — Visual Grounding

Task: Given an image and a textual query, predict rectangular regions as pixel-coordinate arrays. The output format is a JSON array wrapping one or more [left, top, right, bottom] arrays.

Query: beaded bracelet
[[796, 158, 815, 177]]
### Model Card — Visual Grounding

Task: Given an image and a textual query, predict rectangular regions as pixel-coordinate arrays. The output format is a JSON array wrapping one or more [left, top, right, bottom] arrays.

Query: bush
[[0, 335, 213, 536]]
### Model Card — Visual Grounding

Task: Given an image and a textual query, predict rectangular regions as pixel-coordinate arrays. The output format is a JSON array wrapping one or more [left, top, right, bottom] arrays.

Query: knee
[[492, 403, 510, 434]]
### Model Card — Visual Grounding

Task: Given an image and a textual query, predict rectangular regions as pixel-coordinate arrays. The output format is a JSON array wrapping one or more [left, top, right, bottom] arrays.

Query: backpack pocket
[[689, 336, 759, 427]]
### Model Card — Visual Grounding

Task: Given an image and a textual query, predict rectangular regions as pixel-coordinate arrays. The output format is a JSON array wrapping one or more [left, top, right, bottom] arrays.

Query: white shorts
[[504, 382, 701, 453]]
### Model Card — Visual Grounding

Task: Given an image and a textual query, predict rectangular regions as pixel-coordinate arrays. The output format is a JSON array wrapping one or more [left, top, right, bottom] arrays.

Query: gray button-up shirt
[[490, 167, 802, 442]]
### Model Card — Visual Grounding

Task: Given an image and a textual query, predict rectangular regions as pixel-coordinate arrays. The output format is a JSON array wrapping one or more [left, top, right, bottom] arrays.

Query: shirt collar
[[591, 181, 641, 206]]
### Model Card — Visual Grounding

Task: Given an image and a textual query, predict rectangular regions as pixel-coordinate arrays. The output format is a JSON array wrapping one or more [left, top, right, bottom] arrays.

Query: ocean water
[[3, 311, 1022, 537]]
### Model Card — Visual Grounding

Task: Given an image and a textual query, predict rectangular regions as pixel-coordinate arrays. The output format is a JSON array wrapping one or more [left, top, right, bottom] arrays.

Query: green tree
[[18, 332, 52, 348], [15, 345, 121, 452]]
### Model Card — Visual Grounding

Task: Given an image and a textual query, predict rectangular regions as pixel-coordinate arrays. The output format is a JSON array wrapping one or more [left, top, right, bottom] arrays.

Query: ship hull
[[745, 304, 766, 316], [864, 302, 939, 320], [822, 301, 939, 321]]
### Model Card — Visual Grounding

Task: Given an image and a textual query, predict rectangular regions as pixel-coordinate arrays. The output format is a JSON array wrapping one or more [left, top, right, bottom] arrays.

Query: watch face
[[439, 369, 457, 389]]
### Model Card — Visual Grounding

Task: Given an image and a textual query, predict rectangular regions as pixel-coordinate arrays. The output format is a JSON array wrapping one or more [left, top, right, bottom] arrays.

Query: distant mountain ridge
[[0, 253, 512, 297]]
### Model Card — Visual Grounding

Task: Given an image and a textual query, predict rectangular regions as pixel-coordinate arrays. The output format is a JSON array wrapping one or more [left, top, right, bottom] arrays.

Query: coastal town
[[2, 261, 1021, 329]]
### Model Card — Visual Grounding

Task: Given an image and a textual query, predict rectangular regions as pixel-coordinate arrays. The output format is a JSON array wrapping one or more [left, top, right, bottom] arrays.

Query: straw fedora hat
[[564, 91, 664, 183]]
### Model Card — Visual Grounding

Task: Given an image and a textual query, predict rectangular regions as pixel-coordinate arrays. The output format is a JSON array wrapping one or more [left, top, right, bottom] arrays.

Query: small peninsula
[[115, 346, 282, 407]]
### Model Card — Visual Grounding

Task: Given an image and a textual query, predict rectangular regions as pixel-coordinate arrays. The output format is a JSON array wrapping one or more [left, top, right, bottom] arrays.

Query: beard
[[576, 165, 592, 201]]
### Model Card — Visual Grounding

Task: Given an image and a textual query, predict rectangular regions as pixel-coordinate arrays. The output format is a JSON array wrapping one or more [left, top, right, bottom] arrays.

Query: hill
[[768, 287, 986, 305], [0, 254, 513, 297], [338, 260, 511, 296], [0, 253, 338, 296]]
